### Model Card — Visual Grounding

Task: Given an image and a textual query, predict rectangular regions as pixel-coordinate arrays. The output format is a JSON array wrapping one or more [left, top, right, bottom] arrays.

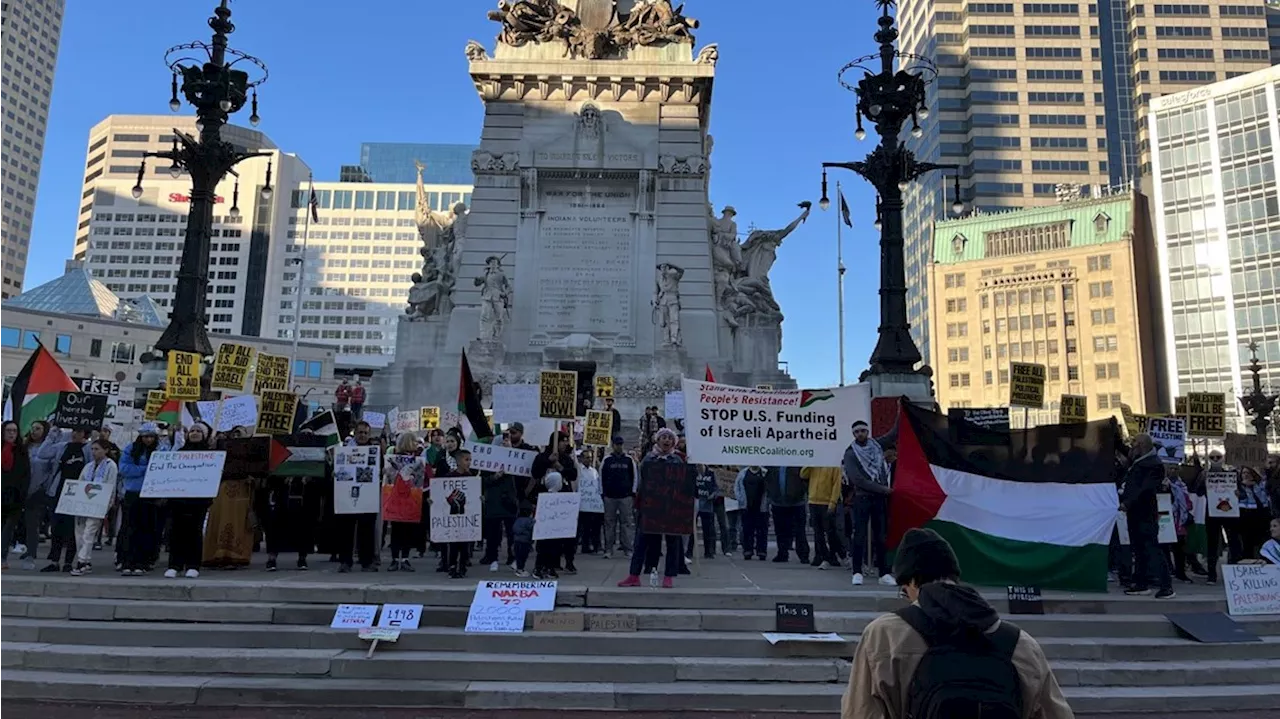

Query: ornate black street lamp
[[1239, 340, 1278, 439], [818, 0, 964, 380], [133, 0, 270, 358]]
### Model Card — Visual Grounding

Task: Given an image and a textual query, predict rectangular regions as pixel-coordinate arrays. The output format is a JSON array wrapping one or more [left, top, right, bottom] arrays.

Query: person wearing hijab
[[164, 422, 215, 579], [2, 420, 30, 571], [19, 420, 67, 570], [117, 423, 162, 575], [531, 430, 579, 576], [385, 431, 428, 572], [619, 428, 690, 588], [71, 439, 119, 575]]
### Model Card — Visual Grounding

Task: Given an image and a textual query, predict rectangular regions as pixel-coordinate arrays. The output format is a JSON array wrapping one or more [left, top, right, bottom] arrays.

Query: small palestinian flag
[[9, 344, 79, 433], [889, 402, 1120, 592], [799, 389, 834, 408], [156, 399, 182, 427], [458, 350, 493, 443], [297, 410, 341, 446], [704, 364, 716, 383]]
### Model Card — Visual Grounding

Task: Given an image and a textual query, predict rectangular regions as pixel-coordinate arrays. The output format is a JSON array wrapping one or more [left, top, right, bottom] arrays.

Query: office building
[[926, 189, 1164, 425], [348, 143, 477, 184], [895, 0, 1278, 366], [1149, 65, 1280, 446], [1, 0, 65, 298]]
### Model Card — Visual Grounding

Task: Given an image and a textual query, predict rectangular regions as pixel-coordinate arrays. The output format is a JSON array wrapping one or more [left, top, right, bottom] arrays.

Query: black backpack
[[895, 604, 1025, 719]]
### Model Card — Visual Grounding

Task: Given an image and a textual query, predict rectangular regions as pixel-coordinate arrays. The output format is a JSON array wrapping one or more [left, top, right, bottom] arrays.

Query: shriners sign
[[169, 192, 225, 204]]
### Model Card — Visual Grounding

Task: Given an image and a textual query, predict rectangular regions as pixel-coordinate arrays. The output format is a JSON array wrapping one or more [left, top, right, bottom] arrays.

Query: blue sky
[[31, 0, 890, 388]]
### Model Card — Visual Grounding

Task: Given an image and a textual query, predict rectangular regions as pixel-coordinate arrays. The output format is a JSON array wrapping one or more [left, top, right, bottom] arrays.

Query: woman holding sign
[[70, 439, 118, 575], [117, 423, 162, 575], [384, 432, 428, 572], [164, 422, 215, 579]]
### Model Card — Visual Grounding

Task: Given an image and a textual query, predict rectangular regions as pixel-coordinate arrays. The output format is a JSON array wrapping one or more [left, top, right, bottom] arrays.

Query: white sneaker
[[489, 561, 499, 572], [184, 569, 199, 579], [878, 573, 897, 586], [11, 543, 26, 555], [602, 552, 611, 560], [163, 569, 178, 578], [515, 569, 530, 578], [819, 561, 832, 570], [851, 572, 865, 586], [723, 552, 734, 559]]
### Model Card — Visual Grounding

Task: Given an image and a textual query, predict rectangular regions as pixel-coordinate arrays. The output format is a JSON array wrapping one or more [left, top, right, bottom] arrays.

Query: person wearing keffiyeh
[[841, 420, 895, 586]]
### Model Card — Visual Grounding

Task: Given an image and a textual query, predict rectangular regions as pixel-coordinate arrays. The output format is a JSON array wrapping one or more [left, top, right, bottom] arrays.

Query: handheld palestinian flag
[[8, 344, 79, 433], [889, 402, 1120, 592], [704, 364, 716, 383], [458, 350, 493, 443], [296, 410, 341, 447], [156, 399, 182, 427]]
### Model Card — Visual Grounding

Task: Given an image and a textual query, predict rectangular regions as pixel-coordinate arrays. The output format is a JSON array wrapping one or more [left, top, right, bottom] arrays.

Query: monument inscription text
[[537, 183, 635, 335]]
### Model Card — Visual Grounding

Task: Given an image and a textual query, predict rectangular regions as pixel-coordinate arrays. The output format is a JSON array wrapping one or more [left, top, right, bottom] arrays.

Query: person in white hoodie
[[71, 439, 118, 575]]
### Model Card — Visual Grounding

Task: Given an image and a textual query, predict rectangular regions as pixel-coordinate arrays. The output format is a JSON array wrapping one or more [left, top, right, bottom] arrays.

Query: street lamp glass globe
[[219, 99, 232, 112], [911, 126, 924, 138], [168, 164, 182, 179], [228, 205, 241, 219], [917, 106, 929, 120], [131, 185, 143, 199], [169, 98, 181, 112], [868, 104, 883, 116], [897, 180, 909, 191], [819, 197, 831, 211], [855, 128, 866, 141], [260, 185, 273, 200], [249, 113, 260, 127], [194, 119, 205, 132], [952, 200, 965, 214], [873, 219, 882, 231]]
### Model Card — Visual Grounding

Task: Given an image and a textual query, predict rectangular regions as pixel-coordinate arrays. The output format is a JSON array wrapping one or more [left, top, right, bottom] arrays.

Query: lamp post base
[[863, 371, 933, 404]]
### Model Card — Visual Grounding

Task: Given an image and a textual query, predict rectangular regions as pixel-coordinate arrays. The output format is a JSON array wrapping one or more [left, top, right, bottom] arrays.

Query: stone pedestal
[[865, 372, 934, 403]]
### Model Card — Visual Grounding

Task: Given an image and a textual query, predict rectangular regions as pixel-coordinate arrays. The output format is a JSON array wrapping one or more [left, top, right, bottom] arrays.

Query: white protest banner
[[140, 451, 227, 499], [1146, 417, 1186, 464], [55, 479, 115, 519], [533, 492, 581, 540], [665, 390, 685, 420], [377, 604, 423, 630], [1206, 470, 1240, 518], [330, 604, 379, 629], [682, 379, 872, 467], [471, 580, 558, 610], [182, 395, 259, 433], [577, 471, 604, 513], [492, 384, 556, 437], [1223, 564, 1280, 616], [465, 441, 537, 477], [430, 475, 481, 543], [363, 410, 386, 430], [333, 445, 381, 514], [1156, 493, 1176, 545]]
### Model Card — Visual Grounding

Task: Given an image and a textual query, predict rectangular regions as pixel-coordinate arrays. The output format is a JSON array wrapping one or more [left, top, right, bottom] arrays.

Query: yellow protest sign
[[1185, 392, 1225, 438], [539, 370, 578, 419], [419, 406, 440, 431], [1175, 396, 1187, 418], [1120, 403, 1138, 437], [166, 350, 202, 400], [256, 390, 297, 436], [584, 410, 613, 446], [1008, 362, 1045, 409], [253, 352, 291, 395], [210, 343, 256, 393], [144, 390, 166, 421], [594, 376, 615, 399], [1060, 394, 1088, 423]]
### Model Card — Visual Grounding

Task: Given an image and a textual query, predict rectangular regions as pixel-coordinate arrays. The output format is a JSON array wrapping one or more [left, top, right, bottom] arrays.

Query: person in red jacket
[[334, 379, 351, 413], [349, 378, 366, 422]]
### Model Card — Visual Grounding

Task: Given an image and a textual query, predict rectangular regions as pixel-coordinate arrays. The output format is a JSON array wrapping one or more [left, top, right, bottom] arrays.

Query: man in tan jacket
[[842, 528, 1074, 719]]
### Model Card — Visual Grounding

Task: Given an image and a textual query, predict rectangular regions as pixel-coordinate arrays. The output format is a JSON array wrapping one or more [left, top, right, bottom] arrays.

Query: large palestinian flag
[[458, 350, 493, 443], [8, 344, 79, 433], [889, 402, 1121, 592]]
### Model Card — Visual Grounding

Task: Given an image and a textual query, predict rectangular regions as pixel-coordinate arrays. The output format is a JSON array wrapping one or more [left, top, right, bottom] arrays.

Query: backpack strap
[[894, 605, 1023, 659], [988, 619, 1022, 660]]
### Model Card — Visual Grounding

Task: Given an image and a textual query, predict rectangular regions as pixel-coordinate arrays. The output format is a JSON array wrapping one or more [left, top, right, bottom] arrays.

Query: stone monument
[[374, 0, 801, 421]]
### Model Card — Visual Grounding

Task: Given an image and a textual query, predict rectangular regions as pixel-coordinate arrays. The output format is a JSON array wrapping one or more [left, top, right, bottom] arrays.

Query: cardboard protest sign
[[465, 442, 537, 477], [1007, 586, 1045, 615], [1186, 392, 1225, 438], [51, 392, 108, 430], [221, 436, 271, 476], [492, 384, 556, 438], [1206, 471, 1240, 518], [441, 408, 461, 431], [1156, 493, 1176, 544], [947, 407, 1011, 446], [584, 410, 612, 446], [775, 603, 816, 633], [430, 475, 481, 543], [539, 370, 578, 419], [1225, 432, 1267, 469], [210, 343, 256, 393], [55, 478, 115, 519], [332, 444, 380, 514], [1009, 362, 1045, 409], [419, 406, 440, 431], [472, 580, 558, 610], [682, 380, 871, 467], [330, 605, 378, 629], [1223, 564, 1280, 616], [140, 450, 227, 498], [1146, 417, 1186, 464], [256, 390, 297, 436], [253, 352, 291, 394], [637, 461, 695, 535], [595, 375, 614, 399], [713, 467, 738, 499], [665, 390, 685, 420], [183, 395, 259, 433], [577, 471, 604, 513], [1120, 403, 1139, 438], [532, 492, 581, 540], [166, 350, 202, 400], [1059, 394, 1088, 424], [532, 611, 585, 632], [144, 390, 166, 421], [363, 411, 386, 429], [382, 480, 424, 523], [587, 613, 637, 632], [377, 604, 423, 630]]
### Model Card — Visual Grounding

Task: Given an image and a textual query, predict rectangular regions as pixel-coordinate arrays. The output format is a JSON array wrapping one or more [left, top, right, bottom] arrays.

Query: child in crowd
[[445, 447, 475, 579], [1260, 518, 1280, 565], [512, 506, 535, 578]]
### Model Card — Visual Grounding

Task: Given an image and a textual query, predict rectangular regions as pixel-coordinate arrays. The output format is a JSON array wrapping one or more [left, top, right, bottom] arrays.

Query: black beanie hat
[[891, 528, 961, 586]]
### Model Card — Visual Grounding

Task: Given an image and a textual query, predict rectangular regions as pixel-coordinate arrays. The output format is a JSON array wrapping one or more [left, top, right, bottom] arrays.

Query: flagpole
[[837, 181, 846, 387], [289, 174, 314, 371]]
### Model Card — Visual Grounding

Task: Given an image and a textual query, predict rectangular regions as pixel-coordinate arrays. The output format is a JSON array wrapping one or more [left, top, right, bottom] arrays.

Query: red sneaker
[[661, 576, 674, 589], [617, 575, 641, 587]]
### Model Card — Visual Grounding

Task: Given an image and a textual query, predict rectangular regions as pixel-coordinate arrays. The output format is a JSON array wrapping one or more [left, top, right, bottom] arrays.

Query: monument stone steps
[[5, 593, 1279, 639], [4, 670, 1280, 714]]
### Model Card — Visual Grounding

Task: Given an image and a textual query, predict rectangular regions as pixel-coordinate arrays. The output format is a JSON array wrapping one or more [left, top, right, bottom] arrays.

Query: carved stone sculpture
[[406, 160, 469, 321], [695, 42, 718, 65], [471, 149, 519, 173], [658, 154, 708, 175], [711, 201, 811, 328], [474, 255, 513, 341], [487, 0, 698, 60], [653, 262, 684, 347], [465, 40, 490, 61]]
